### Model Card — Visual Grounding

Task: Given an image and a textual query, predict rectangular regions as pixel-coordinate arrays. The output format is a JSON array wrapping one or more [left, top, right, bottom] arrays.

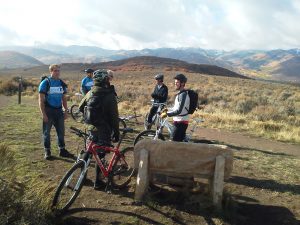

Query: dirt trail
[[196, 127, 300, 157]]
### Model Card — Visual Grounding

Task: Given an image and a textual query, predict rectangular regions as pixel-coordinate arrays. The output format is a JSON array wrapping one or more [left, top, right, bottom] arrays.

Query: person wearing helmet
[[146, 73, 168, 129], [78, 69, 119, 190], [81, 68, 94, 95], [160, 73, 190, 142]]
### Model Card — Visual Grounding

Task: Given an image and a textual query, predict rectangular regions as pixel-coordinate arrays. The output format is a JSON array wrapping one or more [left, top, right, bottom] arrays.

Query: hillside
[[0, 51, 44, 69], [91, 56, 247, 78]]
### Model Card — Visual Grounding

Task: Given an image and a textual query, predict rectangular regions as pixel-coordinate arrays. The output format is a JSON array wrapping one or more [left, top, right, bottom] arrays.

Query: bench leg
[[134, 149, 149, 201], [212, 155, 225, 209]]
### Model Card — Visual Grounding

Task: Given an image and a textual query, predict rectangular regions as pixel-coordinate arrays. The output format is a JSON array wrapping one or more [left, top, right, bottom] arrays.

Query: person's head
[[154, 73, 164, 85], [107, 70, 114, 83], [49, 64, 61, 79], [85, 68, 94, 78], [92, 69, 109, 87], [173, 73, 187, 91]]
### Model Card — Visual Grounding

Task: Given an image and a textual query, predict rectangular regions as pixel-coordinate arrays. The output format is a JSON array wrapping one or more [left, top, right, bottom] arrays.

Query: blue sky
[[0, 0, 299, 50]]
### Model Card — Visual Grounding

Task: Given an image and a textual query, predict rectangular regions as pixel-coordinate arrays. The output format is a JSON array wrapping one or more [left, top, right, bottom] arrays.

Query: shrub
[[235, 99, 257, 114], [0, 81, 19, 95]]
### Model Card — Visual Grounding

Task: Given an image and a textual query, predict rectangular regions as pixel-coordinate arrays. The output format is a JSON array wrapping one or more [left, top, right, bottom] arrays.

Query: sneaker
[[59, 149, 74, 158], [44, 149, 52, 160]]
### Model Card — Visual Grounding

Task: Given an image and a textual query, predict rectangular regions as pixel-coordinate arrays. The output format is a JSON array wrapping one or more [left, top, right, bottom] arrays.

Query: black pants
[[172, 122, 188, 142], [147, 106, 158, 123], [88, 130, 111, 183]]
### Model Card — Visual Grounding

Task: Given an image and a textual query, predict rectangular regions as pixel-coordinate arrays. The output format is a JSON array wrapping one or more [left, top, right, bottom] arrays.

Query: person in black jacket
[[146, 74, 168, 129]]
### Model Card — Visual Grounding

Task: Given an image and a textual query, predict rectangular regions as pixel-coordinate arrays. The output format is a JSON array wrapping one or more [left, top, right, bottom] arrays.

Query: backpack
[[186, 90, 198, 114], [83, 92, 104, 126], [40, 76, 67, 94]]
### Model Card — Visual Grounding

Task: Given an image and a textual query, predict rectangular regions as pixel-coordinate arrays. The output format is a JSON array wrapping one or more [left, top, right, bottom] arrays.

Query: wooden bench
[[134, 140, 233, 209]]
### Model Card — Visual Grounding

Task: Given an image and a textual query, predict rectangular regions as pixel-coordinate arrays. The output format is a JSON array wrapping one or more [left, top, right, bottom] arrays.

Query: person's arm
[[151, 86, 158, 99], [78, 93, 88, 113], [39, 93, 48, 123], [62, 84, 68, 119], [167, 92, 187, 117], [110, 94, 120, 141]]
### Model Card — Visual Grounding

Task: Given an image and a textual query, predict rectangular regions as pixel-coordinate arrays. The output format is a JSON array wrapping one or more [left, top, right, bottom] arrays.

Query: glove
[[112, 132, 120, 143], [160, 112, 167, 118], [162, 108, 168, 113]]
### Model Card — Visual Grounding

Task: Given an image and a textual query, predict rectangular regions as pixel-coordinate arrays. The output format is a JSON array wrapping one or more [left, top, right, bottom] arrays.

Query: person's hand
[[160, 112, 167, 119], [64, 112, 68, 120], [42, 114, 48, 123], [162, 108, 168, 113]]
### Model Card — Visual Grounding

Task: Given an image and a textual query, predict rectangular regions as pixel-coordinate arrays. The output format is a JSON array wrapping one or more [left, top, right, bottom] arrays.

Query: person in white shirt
[[161, 74, 190, 142]]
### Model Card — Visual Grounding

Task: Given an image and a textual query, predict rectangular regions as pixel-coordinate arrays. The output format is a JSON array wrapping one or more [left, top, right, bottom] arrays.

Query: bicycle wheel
[[70, 104, 83, 123], [134, 130, 165, 145], [52, 160, 86, 212], [119, 118, 127, 130], [111, 147, 135, 189]]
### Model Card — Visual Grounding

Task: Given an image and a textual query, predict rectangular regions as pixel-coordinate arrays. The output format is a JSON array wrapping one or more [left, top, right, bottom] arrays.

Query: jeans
[[172, 122, 188, 142], [42, 107, 65, 151], [147, 106, 158, 123]]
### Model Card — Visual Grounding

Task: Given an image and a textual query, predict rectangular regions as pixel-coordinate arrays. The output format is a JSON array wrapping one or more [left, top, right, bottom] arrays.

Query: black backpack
[[83, 92, 105, 126], [186, 90, 198, 114]]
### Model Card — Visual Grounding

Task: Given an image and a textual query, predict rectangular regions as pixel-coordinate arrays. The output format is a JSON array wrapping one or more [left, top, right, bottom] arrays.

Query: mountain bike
[[134, 116, 205, 145], [52, 127, 135, 212], [144, 100, 167, 130]]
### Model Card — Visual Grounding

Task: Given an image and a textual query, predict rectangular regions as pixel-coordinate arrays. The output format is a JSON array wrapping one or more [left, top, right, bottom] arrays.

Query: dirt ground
[[0, 95, 299, 225]]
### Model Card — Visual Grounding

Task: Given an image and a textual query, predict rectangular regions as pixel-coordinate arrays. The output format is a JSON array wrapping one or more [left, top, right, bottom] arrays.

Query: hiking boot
[[59, 149, 74, 158], [44, 149, 52, 160], [94, 180, 105, 190]]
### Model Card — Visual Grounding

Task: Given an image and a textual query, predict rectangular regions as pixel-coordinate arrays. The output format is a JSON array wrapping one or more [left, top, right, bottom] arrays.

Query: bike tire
[[133, 130, 165, 145], [111, 147, 135, 189], [70, 104, 83, 123], [144, 113, 157, 130], [52, 160, 86, 212]]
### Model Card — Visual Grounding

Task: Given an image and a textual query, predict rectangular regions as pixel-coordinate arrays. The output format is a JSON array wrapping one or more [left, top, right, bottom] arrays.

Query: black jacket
[[79, 86, 119, 142], [151, 84, 168, 103]]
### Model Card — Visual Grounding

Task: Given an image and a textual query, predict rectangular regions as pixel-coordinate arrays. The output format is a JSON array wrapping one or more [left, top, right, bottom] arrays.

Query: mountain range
[[0, 45, 299, 82]]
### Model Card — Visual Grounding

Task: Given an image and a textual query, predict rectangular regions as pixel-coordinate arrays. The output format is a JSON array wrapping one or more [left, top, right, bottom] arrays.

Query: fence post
[[18, 76, 22, 104]]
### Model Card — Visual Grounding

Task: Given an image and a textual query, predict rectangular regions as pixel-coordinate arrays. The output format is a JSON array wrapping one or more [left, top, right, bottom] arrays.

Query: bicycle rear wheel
[[70, 104, 83, 123], [133, 130, 165, 145], [111, 147, 135, 189], [52, 160, 86, 212]]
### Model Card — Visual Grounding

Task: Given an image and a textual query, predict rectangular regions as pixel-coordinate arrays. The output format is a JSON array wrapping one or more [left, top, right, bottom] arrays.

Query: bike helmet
[[93, 69, 109, 82], [154, 73, 164, 81], [174, 73, 187, 83], [84, 68, 94, 73]]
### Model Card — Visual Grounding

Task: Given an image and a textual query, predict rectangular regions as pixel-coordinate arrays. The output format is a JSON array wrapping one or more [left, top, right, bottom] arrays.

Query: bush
[[0, 81, 19, 95], [235, 99, 257, 114]]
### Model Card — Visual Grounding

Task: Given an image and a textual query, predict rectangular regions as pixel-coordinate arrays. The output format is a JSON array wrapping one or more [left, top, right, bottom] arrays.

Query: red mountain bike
[[52, 127, 135, 212]]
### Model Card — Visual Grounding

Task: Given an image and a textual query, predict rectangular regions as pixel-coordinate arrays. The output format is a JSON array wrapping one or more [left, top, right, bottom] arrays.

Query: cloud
[[0, 0, 299, 50]]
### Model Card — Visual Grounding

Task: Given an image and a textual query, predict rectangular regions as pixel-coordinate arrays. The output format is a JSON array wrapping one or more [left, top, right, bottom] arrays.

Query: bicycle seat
[[120, 127, 134, 133]]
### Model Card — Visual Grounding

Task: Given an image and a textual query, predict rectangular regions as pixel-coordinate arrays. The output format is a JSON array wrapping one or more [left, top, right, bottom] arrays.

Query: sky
[[0, 0, 300, 50]]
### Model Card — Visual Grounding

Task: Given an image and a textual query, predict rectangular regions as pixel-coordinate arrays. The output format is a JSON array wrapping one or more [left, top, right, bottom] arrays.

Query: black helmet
[[93, 69, 109, 82], [154, 73, 164, 81], [84, 68, 94, 73], [174, 73, 187, 83]]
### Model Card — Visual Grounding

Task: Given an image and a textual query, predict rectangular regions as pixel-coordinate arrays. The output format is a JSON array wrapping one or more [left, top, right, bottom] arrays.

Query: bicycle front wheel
[[133, 130, 165, 145], [111, 147, 135, 189], [70, 104, 83, 123], [52, 160, 86, 212]]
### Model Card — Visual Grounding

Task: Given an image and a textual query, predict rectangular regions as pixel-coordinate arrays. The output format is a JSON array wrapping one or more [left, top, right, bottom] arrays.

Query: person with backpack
[[38, 64, 74, 160], [146, 74, 168, 129], [161, 73, 197, 142], [78, 69, 120, 190], [81, 68, 94, 96]]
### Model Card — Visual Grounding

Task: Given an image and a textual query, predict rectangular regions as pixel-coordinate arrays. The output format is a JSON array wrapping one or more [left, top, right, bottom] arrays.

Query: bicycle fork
[[65, 158, 91, 191]]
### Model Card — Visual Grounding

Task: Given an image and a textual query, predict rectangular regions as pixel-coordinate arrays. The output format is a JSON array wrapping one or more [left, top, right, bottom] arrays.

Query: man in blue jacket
[[81, 68, 94, 95], [38, 64, 73, 160]]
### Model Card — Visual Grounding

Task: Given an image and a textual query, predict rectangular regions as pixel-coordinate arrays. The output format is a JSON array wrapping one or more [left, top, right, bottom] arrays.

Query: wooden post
[[134, 149, 149, 201], [18, 76, 22, 104], [212, 155, 225, 209]]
